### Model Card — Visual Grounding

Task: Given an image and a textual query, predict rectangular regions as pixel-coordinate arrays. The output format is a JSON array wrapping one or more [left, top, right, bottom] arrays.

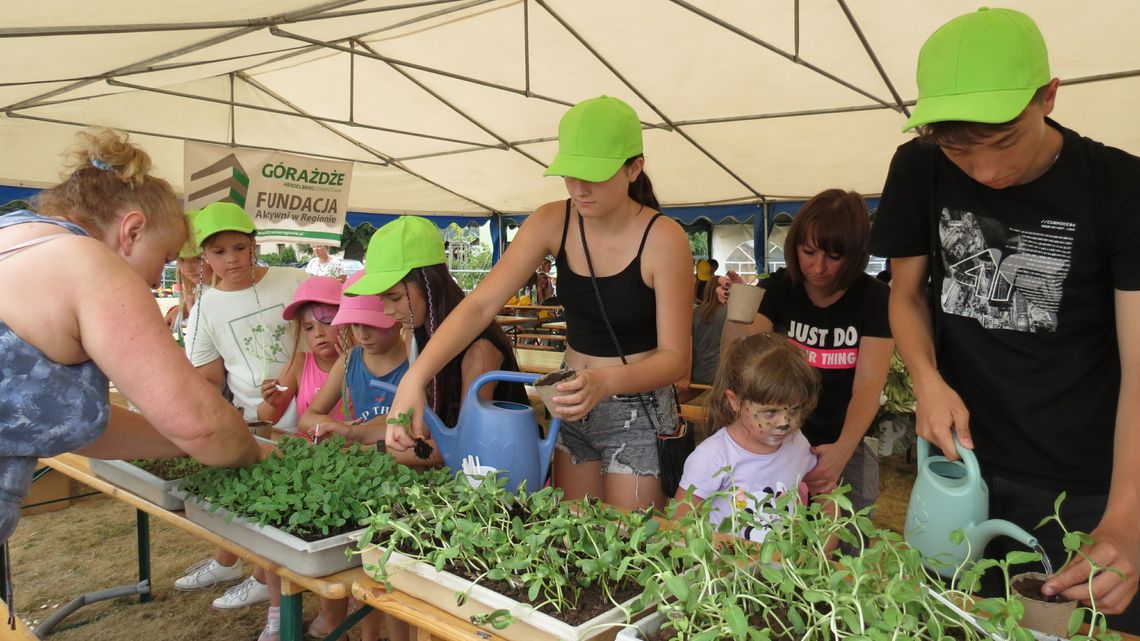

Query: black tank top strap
[[637, 213, 665, 257], [558, 199, 572, 256]]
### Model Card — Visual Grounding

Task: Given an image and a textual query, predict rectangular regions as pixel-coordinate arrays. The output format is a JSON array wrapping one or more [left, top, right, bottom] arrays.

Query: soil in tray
[[129, 457, 206, 481], [646, 607, 973, 641], [1012, 575, 1069, 603], [444, 561, 642, 627]]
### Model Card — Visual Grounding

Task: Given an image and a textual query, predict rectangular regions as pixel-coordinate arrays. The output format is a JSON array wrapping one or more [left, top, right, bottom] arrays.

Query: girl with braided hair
[[342, 217, 528, 449]]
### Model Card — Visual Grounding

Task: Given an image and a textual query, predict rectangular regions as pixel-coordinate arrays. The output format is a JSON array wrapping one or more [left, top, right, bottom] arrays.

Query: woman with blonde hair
[[0, 129, 264, 613]]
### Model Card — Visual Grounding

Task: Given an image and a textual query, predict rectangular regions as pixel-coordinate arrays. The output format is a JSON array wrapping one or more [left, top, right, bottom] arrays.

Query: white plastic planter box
[[89, 459, 185, 510], [359, 543, 646, 641], [178, 493, 364, 577], [615, 610, 662, 641]]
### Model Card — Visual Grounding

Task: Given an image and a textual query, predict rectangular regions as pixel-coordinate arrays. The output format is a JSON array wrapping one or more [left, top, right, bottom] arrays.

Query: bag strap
[[577, 208, 681, 437]]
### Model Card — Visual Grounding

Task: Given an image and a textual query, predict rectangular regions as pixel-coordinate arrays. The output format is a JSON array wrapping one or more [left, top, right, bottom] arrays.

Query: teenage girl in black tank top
[[382, 96, 694, 511]]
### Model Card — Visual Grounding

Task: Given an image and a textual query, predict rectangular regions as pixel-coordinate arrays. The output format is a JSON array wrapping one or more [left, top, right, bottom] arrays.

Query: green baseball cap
[[903, 7, 1051, 132], [193, 201, 256, 249], [344, 216, 445, 296], [544, 96, 643, 183], [178, 209, 202, 258]]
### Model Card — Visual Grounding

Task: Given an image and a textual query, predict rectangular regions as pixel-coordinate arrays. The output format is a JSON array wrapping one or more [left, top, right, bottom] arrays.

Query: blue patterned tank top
[[0, 211, 110, 541]]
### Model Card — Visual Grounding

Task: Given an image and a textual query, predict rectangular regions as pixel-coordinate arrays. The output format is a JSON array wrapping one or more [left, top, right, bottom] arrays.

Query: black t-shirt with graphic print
[[759, 271, 892, 447], [869, 120, 1140, 492]]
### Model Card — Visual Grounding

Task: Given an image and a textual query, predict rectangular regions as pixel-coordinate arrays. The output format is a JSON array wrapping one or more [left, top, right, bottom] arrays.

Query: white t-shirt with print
[[184, 267, 308, 420], [305, 256, 345, 278], [678, 428, 816, 541]]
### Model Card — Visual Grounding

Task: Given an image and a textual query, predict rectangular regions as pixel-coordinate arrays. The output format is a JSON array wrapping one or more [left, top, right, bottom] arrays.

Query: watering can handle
[[916, 435, 981, 476], [466, 370, 541, 405]]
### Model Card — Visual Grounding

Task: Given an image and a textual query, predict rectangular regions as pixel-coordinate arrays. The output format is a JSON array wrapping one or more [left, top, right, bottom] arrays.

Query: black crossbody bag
[[577, 212, 694, 497]]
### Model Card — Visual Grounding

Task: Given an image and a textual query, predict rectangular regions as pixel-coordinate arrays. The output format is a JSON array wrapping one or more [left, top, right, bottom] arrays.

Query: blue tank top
[[341, 346, 409, 423], [0, 211, 110, 541]]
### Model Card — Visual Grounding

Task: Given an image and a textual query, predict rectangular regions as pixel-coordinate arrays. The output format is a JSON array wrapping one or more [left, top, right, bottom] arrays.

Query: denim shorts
[[555, 384, 681, 476]]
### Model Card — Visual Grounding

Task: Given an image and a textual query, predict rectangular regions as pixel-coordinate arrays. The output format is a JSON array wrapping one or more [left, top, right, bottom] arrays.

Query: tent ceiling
[[2, 0, 1138, 215]]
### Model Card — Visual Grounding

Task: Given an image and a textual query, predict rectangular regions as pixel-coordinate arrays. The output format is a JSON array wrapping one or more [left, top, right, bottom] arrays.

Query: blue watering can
[[371, 371, 560, 494], [904, 437, 1039, 578]]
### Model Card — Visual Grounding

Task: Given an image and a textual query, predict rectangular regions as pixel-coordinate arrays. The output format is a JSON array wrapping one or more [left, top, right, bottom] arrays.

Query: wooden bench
[[0, 598, 42, 640], [512, 333, 566, 342]]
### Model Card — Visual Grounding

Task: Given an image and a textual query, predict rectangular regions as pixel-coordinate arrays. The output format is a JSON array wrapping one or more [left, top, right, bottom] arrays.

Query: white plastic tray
[[359, 541, 645, 641], [89, 458, 185, 510], [177, 492, 364, 577]]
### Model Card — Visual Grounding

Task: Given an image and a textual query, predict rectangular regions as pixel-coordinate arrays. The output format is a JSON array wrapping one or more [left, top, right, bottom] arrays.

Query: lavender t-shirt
[[678, 428, 816, 541]]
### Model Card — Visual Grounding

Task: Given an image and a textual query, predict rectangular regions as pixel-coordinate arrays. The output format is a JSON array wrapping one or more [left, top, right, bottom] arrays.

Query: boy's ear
[[724, 389, 741, 415]]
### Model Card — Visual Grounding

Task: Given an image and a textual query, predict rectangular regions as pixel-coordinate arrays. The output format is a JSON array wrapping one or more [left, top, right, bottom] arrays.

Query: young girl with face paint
[[674, 334, 835, 542]]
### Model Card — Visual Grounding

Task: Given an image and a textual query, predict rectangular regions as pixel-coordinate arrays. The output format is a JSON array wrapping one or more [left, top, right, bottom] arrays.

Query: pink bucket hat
[[282, 276, 343, 321], [333, 272, 396, 328]]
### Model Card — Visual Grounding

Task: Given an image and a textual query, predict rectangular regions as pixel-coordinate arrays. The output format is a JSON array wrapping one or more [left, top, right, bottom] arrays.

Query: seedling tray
[[89, 458, 185, 510], [615, 610, 662, 641], [177, 492, 364, 577], [359, 542, 644, 641]]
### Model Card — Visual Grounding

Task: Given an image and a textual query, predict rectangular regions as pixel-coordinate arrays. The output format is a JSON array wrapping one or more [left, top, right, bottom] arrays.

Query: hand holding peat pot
[[1012, 572, 1078, 637], [533, 369, 578, 418]]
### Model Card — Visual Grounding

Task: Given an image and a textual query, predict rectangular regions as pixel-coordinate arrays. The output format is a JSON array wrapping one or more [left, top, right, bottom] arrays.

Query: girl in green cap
[[164, 209, 213, 346], [382, 96, 694, 511], [341, 214, 528, 641], [176, 200, 308, 618], [0, 128, 265, 555]]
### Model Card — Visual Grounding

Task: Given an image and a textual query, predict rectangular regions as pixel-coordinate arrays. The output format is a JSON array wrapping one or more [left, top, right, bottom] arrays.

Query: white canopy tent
[[2, 1, 1138, 217]]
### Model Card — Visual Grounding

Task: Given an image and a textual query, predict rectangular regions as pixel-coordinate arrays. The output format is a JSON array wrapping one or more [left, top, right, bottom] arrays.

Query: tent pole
[[668, 0, 894, 109], [837, 0, 910, 117], [1, 0, 369, 112], [271, 28, 577, 111], [103, 78, 495, 150], [759, 200, 769, 274], [535, 0, 766, 200], [353, 40, 550, 169]]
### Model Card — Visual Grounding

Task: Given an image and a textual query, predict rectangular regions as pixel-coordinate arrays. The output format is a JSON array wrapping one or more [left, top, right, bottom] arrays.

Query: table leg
[[280, 590, 304, 641], [321, 604, 373, 641], [135, 510, 152, 603]]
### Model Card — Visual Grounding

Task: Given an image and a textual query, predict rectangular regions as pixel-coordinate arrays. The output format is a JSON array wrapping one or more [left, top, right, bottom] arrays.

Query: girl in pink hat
[[301, 273, 409, 447], [256, 275, 347, 423], [295, 273, 407, 641]]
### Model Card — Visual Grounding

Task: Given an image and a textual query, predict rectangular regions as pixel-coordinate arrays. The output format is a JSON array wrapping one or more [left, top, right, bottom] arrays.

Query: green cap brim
[[543, 153, 624, 182], [343, 268, 408, 297], [903, 87, 1037, 132]]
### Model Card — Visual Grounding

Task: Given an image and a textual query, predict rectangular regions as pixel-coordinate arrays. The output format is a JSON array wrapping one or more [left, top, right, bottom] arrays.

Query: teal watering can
[[904, 437, 1039, 578], [371, 371, 560, 494]]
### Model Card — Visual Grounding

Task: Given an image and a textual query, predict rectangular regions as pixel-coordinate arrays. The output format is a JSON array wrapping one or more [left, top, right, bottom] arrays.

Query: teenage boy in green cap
[[870, 8, 1140, 628]]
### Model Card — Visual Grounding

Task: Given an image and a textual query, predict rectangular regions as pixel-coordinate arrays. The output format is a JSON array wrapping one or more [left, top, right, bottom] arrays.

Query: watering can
[[370, 371, 560, 494], [904, 437, 1039, 578]]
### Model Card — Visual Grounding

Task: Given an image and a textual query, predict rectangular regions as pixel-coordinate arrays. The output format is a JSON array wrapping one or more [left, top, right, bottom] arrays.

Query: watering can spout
[[967, 519, 1039, 557], [419, 408, 458, 469]]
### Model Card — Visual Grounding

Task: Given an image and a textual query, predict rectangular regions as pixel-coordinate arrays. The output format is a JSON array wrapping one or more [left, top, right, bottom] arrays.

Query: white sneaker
[[173, 558, 244, 591], [211, 575, 270, 609], [258, 617, 281, 641]]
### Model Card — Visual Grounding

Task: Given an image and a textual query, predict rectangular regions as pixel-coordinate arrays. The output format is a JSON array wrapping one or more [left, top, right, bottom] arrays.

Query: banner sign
[[184, 141, 353, 245]]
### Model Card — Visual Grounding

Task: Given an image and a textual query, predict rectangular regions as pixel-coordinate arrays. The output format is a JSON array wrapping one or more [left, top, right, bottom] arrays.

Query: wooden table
[[494, 315, 535, 327], [38, 454, 367, 641], [352, 578, 505, 641], [514, 348, 563, 374]]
